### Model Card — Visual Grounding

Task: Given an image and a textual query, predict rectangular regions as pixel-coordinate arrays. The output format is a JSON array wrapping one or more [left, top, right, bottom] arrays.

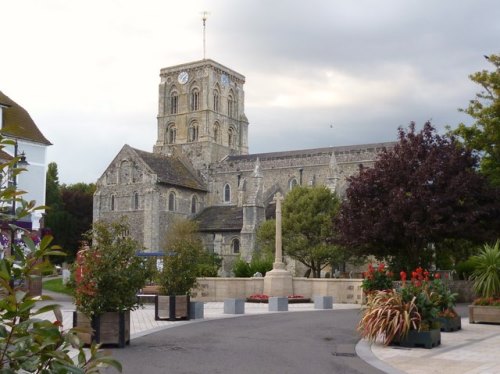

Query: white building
[[0, 91, 52, 231]]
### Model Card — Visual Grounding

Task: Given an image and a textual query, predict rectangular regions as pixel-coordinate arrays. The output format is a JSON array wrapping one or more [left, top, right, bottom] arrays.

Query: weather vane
[[201, 11, 210, 60]]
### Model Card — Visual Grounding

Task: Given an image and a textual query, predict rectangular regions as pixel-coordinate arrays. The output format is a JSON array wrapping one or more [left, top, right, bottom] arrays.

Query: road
[[108, 309, 385, 374]]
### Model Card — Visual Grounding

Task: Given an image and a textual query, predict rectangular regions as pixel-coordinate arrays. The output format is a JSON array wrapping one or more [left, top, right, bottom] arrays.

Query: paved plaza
[[37, 291, 500, 374]]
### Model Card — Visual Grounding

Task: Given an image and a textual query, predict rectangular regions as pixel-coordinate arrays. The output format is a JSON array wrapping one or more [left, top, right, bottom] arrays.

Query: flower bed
[[246, 294, 311, 303]]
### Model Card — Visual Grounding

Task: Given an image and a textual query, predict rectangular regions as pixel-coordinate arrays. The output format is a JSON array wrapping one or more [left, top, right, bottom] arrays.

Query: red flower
[[400, 271, 407, 282], [434, 273, 441, 279], [378, 263, 385, 272]]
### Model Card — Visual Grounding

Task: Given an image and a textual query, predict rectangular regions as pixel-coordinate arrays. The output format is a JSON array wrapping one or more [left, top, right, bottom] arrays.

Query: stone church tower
[[153, 59, 249, 172], [94, 58, 393, 275]]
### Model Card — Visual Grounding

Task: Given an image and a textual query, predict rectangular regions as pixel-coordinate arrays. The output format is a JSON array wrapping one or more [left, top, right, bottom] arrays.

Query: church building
[[93, 59, 392, 275]]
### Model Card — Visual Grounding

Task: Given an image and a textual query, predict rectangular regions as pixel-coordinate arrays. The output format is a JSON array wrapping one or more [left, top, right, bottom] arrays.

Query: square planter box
[[155, 295, 190, 321], [73, 310, 130, 348], [314, 296, 334, 309], [224, 298, 245, 314], [469, 305, 500, 324], [269, 297, 288, 312], [438, 315, 462, 332], [392, 329, 441, 349]]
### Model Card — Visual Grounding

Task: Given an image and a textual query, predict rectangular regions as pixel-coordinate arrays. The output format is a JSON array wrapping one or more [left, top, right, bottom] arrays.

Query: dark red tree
[[337, 122, 500, 271]]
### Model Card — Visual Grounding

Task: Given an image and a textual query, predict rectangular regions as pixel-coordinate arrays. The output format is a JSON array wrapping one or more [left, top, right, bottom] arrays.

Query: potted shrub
[[361, 263, 394, 296], [73, 219, 147, 347], [155, 220, 207, 321], [469, 241, 500, 324], [430, 275, 461, 332]]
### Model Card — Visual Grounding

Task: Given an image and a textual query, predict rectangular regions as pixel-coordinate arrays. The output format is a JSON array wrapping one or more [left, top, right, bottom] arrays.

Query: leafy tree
[[337, 122, 500, 272], [45, 162, 62, 209], [257, 186, 345, 278], [454, 54, 500, 185]]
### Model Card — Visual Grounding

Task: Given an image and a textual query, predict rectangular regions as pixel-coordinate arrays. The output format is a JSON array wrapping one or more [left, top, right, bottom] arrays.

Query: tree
[[337, 122, 500, 272], [45, 162, 62, 209], [257, 186, 344, 278], [454, 54, 500, 185]]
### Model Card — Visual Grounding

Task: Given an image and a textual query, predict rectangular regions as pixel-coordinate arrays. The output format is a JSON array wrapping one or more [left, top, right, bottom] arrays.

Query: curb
[[355, 339, 406, 374]]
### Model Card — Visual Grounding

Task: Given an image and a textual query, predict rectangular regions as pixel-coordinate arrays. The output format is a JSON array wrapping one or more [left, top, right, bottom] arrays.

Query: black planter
[[438, 315, 462, 332], [155, 295, 190, 321], [73, 310, 130, 348], [392, 328, 441, 349]]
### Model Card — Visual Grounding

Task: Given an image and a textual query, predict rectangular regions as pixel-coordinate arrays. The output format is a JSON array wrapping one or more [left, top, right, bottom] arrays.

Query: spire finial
[[201, 11, 210, 60]]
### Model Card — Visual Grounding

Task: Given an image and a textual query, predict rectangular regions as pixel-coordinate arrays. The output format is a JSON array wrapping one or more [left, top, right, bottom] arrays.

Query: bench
[[137, 285, 161, 304]]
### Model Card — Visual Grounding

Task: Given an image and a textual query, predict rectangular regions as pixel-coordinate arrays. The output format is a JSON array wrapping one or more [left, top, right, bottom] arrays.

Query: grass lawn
[[42, 278, 74, 296]]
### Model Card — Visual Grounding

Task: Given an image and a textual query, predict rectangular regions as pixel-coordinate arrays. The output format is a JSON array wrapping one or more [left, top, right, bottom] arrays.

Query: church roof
[[226, 142, 395, 162], [0, 91, 51, 145], [132, 147, 207, 191], [194, 205, 243, 232]]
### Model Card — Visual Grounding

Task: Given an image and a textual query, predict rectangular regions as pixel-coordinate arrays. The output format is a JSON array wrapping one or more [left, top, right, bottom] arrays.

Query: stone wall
[[191, 277, 363, 304]]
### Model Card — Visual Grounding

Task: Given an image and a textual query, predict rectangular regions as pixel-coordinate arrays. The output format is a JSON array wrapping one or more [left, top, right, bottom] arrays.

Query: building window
[[133, 192, 139, 210], [170, 91, 178, 114], [231, 238, 240, 254], [213, 89, 220, 112], [166, 124, 176, 144], [224, 184, 231, 202], [228, 127, 234, 148], [227, 94, 234, 118], [188, 123, 199, 142], [190, 88, 200, 111], [289, 178, 298, 190], [213, 122, 220, 143], [168, 191, 176, 211], [191, 195, 198, 214], [110, 195, 115, 211]]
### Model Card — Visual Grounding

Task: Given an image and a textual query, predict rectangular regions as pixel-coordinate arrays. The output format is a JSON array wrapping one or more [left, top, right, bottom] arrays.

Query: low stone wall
[[449, 280, 476, 303], [191, 277, 363, 304]]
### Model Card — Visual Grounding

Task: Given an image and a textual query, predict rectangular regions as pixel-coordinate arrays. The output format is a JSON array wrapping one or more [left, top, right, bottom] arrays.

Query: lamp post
[[10, 140, 28, 257]]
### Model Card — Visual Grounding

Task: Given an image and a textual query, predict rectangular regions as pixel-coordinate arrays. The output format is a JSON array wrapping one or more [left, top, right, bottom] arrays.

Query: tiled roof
[[0, 91, 51, 145], [132, 147, 207, 191], [194, 205, 243, 232], [226, 142, 395, 162]]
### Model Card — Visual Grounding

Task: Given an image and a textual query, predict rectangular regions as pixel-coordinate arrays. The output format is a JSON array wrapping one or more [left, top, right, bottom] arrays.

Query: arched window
[[170, 90, 178, 114], [190, 88, 200, 111], [224, 184, 231, 203], [231, 238, 240, 254], [168, 191, 176, 212], [213, 89, 220, 112], [228, 127, 234, 148], [227, 94, 234, 118], [166, 124, 176, 144], [110, 195, 115, 211], [289, 178, 298, 190], [188, 123, 199, 142], [191, 195, 198, 214], [213, 122, 220, 143], [133, 192, 139, 210]]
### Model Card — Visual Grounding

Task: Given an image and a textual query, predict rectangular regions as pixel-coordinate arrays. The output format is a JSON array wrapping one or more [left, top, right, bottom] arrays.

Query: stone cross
[[273, 192, 284, 266]]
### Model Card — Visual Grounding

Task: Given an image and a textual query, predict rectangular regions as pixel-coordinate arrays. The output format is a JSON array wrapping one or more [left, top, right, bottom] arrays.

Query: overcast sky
[[1, 0, 499, 184]]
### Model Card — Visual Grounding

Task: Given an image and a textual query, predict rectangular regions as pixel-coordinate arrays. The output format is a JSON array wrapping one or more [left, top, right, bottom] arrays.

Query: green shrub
[[233, 257, 253, 277], [455, 259, 476, 280]]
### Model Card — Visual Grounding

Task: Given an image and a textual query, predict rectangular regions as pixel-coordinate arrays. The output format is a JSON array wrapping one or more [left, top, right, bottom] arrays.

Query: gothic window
[[191, 195, 198, 214], [133, 192, 139, 210], [227, 93, 234, 118], [190, 87, 200, 111], [110, 194, 115, 211], [168, 191, 176, 212], [213, 89, 220, 112], [213, 122, 220, 143], [166, 124, 176, 144], [170, 90, 178, 114], [188, 123, 199, 142], [289, 178, 298, 190], [224, 184, 231, 202], [228, 127, 234, 148], [231, 238, 240, 254]]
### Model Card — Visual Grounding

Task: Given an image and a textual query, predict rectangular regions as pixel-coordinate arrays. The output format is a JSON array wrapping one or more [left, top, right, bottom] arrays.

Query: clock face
[[220, 74, 229, 86], [178, 71, 189, 84]]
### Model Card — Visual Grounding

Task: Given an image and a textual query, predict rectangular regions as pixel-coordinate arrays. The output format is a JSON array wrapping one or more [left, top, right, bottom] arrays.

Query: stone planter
[[73, 310, 130, 348], [155, 295, 190, 321], [438, 315, 462, 332], [392, 328, 441, 349], [469, 305, 500, 324]]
